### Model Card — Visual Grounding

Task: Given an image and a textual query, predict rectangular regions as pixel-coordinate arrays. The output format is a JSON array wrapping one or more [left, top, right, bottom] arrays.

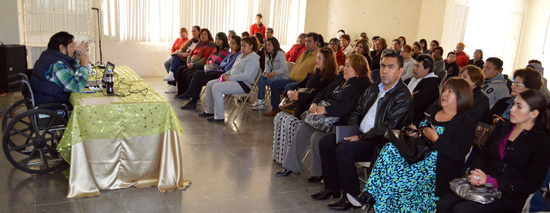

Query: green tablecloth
[[57, 66, 184, 163]]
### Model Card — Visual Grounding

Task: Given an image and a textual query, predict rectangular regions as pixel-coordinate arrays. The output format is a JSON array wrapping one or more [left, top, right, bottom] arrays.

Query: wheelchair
[[2, 73, 69, 174]]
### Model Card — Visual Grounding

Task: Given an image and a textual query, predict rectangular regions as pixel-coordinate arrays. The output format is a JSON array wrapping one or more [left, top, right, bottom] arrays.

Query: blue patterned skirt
[[365, 143, 438, 212]]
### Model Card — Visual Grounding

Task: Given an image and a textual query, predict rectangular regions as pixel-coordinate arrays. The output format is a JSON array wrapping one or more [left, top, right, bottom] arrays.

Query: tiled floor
[[0, 77, 363, 213]]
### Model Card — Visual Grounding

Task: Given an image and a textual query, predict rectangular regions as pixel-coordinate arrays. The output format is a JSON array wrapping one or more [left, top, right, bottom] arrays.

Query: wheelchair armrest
[[36, 103, 69, 111]]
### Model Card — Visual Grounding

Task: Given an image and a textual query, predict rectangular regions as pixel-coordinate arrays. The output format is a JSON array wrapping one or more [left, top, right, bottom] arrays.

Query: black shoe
[[327, 198, 359, 211], [206, 117, 224, 122], [307, 176, 323, 182], [180, 102, 196, 110], [310, 190, 341, 200], [346, 191, 374, 210], [198, 112, 214, 117], [275, 169, 295, 177], [174, 94, 191, 101]]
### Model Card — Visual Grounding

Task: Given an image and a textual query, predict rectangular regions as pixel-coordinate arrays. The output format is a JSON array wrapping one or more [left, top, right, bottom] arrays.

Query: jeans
[[164, 56, 172, 73], [268, 79, 296, 111], [168, 56, 186, 86], [257, 75, 284, 100]]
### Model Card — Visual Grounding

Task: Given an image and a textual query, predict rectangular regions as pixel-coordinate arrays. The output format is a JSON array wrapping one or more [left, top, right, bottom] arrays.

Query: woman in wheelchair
[[437, 89, 550, 212]]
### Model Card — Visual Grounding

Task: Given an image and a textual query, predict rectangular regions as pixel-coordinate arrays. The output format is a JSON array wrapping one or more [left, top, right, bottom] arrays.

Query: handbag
[[300, 100, 339, 132], [384, 128, 434, 164], [473, 114, 505, 149], [278, 88, 314, 115], [449, 178, 502, 204]]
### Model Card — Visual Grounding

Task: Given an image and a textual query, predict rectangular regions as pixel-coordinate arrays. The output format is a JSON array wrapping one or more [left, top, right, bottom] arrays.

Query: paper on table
[[79, 97, 120, 105]]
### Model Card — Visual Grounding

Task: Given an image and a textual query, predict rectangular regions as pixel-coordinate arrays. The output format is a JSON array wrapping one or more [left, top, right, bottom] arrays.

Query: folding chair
[[229, 69, 262, 123]]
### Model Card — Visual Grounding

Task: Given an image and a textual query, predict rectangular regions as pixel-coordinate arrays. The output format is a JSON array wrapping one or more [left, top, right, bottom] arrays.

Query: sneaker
[[163, 72, 175, 81], [165, 86, 177, 93], [252, 99, 265, 107], [252, 103, 265, 110]]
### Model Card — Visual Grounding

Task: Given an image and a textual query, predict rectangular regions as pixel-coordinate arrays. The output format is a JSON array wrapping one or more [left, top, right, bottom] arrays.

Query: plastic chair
[[228, 69, 262, 123]]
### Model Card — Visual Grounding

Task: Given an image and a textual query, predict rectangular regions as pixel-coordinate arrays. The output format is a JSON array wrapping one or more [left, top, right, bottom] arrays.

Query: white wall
[[0, 0, 22, 44], [101, 39, 172, 76], [304, 0, 423, 45], [517, 0, 550, 81], [417, 0, 447, 43]]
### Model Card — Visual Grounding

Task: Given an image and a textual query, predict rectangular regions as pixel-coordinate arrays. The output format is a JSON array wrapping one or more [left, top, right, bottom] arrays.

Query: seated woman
[[199, 36, 260, 122], [175, 29, 216, 97], [252, 37, 289, 110], [437, 89, 550, 213], [339, 34, 354, 57], [286, 33, 306, 62], [353, 77, 477, 212], [178, 32, 230, 109], [275, 53, 371, 181], [328, 38, 346, 68], [352, 39, 373, 72], [467, 49, 484, 69], [370, 37, 386, 71], [164, 25, 200, 93], [458, 65, 490, 122], [163, 27, 189, 74], [484, 68, 543, 123], [272, 47, 339, 164]]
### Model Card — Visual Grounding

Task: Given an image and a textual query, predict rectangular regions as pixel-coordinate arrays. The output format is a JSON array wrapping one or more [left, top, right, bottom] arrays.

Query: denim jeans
[[168, 56, 186, 86], [268, 79, 295, 111], [257, 75, 284, 100]]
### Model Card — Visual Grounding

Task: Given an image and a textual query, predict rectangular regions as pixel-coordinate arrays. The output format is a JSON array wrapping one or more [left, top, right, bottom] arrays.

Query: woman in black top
[[466, 49, 484, 69], [438, 89, 550, 213], [275, 53, 372, 179], [370, 37, 386, 71]]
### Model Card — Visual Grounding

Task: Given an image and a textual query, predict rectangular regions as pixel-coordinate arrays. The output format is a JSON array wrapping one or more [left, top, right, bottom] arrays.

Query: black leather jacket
[[348, 80, 414, 143]]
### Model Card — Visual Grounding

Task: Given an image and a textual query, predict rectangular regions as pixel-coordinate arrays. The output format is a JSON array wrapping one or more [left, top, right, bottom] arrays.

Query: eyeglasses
[[512, 81, 525, 87]]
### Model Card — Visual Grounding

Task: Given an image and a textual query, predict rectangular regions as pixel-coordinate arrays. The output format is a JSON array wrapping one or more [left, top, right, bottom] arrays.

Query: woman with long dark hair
[[250, 14, 266, 39], [252, 37, 289, 110]]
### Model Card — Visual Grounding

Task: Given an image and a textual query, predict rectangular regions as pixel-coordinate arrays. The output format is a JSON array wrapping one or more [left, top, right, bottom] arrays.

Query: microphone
[[91, 7, 100, 10]]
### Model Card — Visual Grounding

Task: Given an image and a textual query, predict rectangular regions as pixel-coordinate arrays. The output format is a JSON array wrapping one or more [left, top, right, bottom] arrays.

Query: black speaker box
[[0, 44, 28, 92]]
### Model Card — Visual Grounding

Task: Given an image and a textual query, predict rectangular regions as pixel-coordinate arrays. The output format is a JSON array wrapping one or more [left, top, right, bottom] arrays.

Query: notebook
[[335, 126, 360, 144]]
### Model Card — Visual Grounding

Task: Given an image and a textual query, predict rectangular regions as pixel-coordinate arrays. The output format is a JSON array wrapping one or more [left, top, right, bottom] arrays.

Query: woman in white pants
[[199, 36, 260, 122]]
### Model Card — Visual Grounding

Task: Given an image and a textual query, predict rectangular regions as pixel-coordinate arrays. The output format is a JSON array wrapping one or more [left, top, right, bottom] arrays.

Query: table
[[57, 66, 190, 198]]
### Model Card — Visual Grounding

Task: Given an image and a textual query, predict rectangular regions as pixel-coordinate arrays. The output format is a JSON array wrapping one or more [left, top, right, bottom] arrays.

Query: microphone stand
[[92, 7, 105, 68]]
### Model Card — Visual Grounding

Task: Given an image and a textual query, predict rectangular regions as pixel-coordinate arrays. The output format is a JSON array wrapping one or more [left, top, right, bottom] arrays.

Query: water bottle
[[106, 69, 114, 95]]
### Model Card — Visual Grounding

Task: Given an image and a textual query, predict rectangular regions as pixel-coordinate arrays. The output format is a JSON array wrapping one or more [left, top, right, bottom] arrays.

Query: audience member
[[328, 38, 346, 68], [526, 59, 550, 102], [286, 33, 306, 62], [340, 34, 354, 57], [455, 42, 470, 68], [370, 49, 395, 83], [164, 27, 189, 74], [419, 38, 429, 53], [311, 52, 413, 211], [481, 57, 510, 108], [370, 37, 387, 71], [370, 36, 380, 51], [250, 13, 266, 38], [164, 25, 200, 93], [429, 40, 439, 53], [400, 44, 414, 80], [445, 52, 460, 79], [411, 42, 421, 59], [266, 28, 274, 39], [432, 46, 447, 82], [356, 77, 476, 212], [178, 32, 230, 109], [241, 31, 250, 38], [390, 39, 401, 54], [438, 89, 550, 212], [227, 30, 236, 39], [31, 31, 89, 110], [405, 54, 441, 121], [252, 37, 289, 110], [318, 34, 325, 48], [199, 36, 260, 122], [174, 29, 216, 97], [359, 32, 369, 43], [275, 52, 368, 181], [353, 39, 373, 70], [459, 65, 490, 121], [336, 29, 345, 40], [467, 49, 484, 69], [398, 36, 406, 48], [265, 32, 320, 116], [254, 33, 266, 71], [485, 68, 543, 122]]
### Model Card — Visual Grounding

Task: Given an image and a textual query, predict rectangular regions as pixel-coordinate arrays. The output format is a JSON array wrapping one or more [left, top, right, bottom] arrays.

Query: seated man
[[30, 31, 89, 110], [481, 57, 510, 108], [404, 54, 441, 121], [264, 32, 320, 116], [311, 52, 414, 211]]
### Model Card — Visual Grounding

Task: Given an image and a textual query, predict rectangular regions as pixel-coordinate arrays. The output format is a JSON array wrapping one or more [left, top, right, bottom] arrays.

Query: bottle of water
[[106, 69, 114, 95]]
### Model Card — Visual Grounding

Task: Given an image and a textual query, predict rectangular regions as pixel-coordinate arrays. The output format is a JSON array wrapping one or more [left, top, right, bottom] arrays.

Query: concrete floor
[[0, 77, 363, 213]]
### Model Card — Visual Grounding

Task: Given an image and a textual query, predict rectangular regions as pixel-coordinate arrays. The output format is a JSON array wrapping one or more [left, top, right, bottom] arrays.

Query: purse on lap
[[300, 100, 339, 132], [278, 88, 314, 115], [449, 177, 502, 204], [383, 128, 434, 164]]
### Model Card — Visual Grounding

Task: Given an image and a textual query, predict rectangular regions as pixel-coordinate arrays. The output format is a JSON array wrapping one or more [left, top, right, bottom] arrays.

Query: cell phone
[[418, 112, 432, 128]]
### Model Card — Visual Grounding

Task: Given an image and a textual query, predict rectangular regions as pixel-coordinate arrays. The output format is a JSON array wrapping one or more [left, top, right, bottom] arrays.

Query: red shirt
[[250, 23, 266, 38], [286, 44, 306, 62], [171, 37, 189, 54], [335, 50, 346, 66], [455, 51, 470, 68]]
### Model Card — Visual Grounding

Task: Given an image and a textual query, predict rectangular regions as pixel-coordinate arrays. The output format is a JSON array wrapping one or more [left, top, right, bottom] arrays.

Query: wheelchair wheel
[[2, 99, 27, 133], [2, 108, 68, 174]]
